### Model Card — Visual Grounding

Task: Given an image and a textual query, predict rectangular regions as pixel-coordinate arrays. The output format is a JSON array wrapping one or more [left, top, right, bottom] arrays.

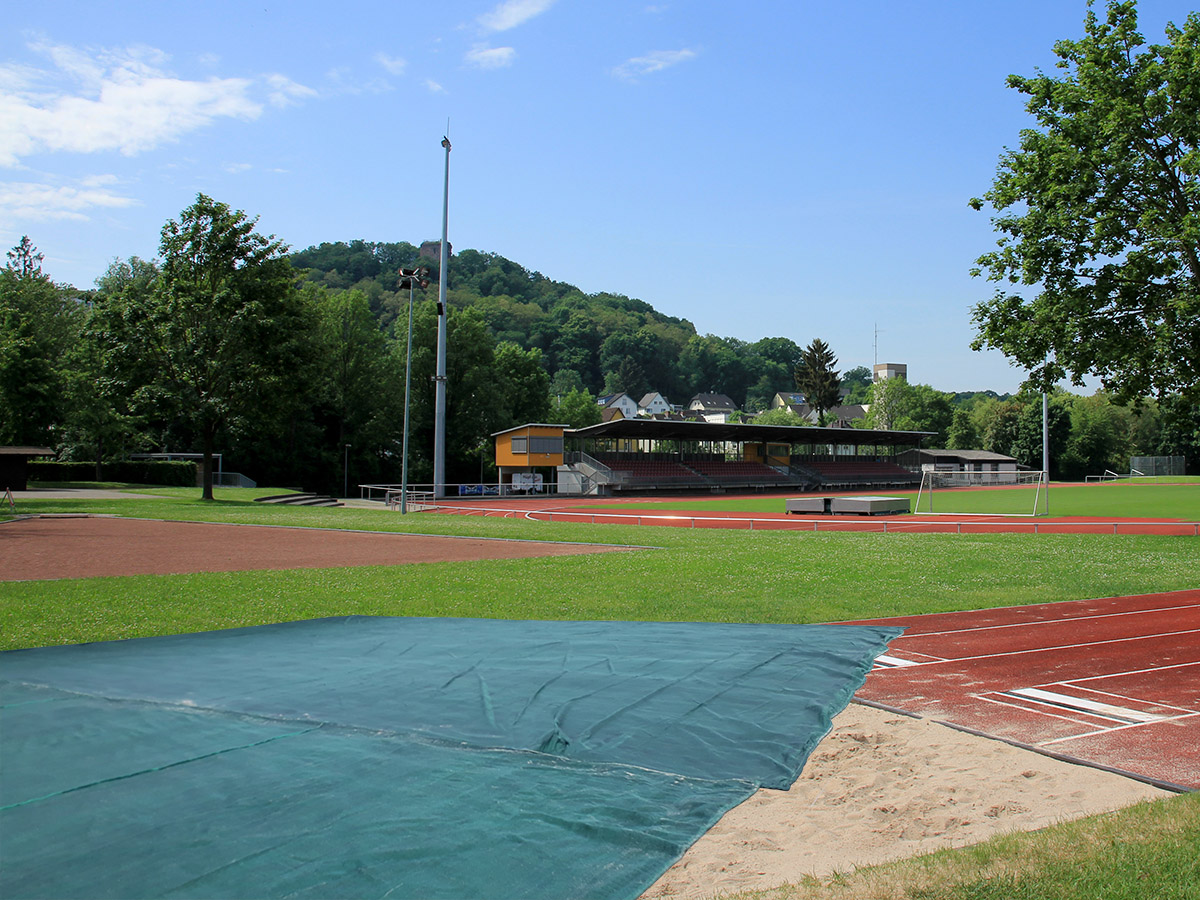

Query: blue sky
[[2, 1, 1192, 393]]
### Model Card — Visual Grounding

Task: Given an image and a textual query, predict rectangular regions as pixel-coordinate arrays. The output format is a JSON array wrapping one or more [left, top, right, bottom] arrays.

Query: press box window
[[511, 437, 527, 453], [530, 437, 562, 454]]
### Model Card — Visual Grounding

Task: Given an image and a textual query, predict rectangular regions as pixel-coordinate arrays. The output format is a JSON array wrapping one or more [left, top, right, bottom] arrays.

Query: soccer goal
[[913, 469, 1049, 517]]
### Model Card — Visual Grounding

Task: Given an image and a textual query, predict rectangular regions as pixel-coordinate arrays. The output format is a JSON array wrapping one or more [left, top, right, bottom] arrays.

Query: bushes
[[29, 460, 197, 487]]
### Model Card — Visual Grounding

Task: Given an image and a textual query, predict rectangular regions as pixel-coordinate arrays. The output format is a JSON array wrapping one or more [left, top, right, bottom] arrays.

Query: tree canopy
[[0, 238, 81, 446], [102, 195, 314, 498], [970, 1, 1200, 404]]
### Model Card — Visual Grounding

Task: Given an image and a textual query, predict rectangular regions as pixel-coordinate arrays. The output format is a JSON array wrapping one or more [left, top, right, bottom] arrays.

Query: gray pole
[[1042, 391, 1049, 477], [401, 279, 415, 514], [433, 136, 451, 499], [1042, 390, 1050, 513]]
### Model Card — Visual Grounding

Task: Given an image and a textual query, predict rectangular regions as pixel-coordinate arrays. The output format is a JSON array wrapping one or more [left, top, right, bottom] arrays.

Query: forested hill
[[289, 240, 802, 411]]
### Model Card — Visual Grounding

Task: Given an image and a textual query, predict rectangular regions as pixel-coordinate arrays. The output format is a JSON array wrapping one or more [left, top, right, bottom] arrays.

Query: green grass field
[[3, 487, 1198, 899], [574, 481, 1200, 520]]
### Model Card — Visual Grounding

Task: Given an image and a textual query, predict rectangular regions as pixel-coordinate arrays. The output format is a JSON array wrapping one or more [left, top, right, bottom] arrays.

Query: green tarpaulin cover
[[1, 616, 900, 899]]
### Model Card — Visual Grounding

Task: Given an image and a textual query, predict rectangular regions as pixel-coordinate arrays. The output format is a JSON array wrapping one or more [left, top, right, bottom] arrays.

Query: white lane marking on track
[[910, 603, 1200, 639], [873, 655, 920, 668], [973, 693, 1106, 728], [900, 627, 1200, 666], [1002, 688, 1164, 724], [1063, 683, 1199, 716], [1062, 659, 1200, 684], [1039, 711, 1200, 746]]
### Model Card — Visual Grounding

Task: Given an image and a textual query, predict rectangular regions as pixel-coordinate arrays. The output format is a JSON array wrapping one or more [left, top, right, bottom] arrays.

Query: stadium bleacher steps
[[254, 492, 343, 507]]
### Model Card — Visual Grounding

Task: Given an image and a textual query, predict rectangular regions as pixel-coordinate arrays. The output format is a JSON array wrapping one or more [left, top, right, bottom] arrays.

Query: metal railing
[[359, 482, 587, 504]]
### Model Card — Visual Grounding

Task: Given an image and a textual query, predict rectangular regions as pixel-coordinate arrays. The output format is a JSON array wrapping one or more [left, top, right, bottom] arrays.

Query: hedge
[[29, 460, 198, 487]]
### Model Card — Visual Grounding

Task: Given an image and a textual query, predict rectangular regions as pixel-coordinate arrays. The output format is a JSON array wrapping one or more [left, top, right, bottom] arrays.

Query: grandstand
[[497, 419, 930, 495]]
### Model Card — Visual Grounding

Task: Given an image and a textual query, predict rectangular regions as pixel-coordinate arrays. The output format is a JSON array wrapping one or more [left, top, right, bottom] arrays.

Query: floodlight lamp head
[[441, 136, 451, 150]]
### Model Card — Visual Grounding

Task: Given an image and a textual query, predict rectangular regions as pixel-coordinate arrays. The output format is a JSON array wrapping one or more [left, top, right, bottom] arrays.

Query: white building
[[597, 392, 639, 420], [638, 392, 670, 416]]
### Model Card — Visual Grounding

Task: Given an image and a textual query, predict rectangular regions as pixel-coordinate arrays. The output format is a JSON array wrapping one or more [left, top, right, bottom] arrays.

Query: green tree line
[[2, 195, 1197, 496]]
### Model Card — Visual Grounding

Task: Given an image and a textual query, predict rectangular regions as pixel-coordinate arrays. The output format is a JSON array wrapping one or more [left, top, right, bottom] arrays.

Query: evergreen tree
[[794, 339, 840, 425]]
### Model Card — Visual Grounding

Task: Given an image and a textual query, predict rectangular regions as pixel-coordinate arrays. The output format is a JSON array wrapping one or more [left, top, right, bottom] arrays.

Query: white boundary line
[[1063, 684, 1199, 716], [1062, 658, 1200, 682], [908, 602, 1200, 639], [972, 693, 1108, 729], [1040, 711, 1200, 746], [1002, 687, 1164, 723], [896, 627, 1200, 667]]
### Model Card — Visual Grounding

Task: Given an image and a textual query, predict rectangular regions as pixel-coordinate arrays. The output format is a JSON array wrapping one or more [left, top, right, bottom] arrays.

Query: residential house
[[638, 392, 670, 417], [597, 393, 639, 420], [687, 393, 739, 423]]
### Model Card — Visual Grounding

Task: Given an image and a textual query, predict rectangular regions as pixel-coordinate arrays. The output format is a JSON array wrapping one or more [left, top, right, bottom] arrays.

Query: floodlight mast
[[433, 136, 451, 499]]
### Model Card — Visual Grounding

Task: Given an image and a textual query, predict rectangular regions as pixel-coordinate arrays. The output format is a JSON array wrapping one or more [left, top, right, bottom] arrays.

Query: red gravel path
[[0, 516, 635, 582]]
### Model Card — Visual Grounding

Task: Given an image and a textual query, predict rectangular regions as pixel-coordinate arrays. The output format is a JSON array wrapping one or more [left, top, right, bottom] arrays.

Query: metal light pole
[[343, 443, 351, 498], [433, 135, 451, 499], [1042, 390, 1050, 514], [398, 267, 429, 514]]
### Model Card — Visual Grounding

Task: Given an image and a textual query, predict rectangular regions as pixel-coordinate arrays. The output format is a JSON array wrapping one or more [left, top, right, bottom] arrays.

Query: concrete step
[[254, 492, 343, 507]]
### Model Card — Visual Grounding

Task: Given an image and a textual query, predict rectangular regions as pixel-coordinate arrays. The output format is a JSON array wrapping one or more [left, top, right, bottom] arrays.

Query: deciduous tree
[[106, 195, 311, 499], [970, 2, 1200, 404]]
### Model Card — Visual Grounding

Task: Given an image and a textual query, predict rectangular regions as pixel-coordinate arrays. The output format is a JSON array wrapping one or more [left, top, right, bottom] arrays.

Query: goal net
[[913, 470, 1049, 517]]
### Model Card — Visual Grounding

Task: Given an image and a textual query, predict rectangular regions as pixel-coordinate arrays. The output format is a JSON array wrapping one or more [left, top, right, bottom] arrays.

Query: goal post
[[913, 469, 1049, 517]]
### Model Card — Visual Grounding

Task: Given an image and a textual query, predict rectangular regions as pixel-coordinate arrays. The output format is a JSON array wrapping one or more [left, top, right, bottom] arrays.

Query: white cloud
[[478, 0, 556, 32], [0, 179, 137, 222], [323, 65, 391, 96], [465, 45, 516, 70], [223, 162, 252, 174], [266, 73, 317, 108], [0, 40, 316, 167], [424, 79, 447, 94], [612, 48, 697, 81], [375, 53, 407, 75]]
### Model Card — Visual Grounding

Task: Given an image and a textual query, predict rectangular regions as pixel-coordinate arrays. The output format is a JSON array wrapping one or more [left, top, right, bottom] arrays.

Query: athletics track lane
[[851, 590, 1200, 790]]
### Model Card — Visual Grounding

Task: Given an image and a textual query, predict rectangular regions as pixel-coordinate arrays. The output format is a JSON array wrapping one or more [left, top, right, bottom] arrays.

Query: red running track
[[423, 494, 1200, 536], [851, 590, 1200, 790]]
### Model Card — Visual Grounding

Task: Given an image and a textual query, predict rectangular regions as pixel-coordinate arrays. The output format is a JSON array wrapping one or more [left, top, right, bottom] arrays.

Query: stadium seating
[[806, 460, 918, 486]]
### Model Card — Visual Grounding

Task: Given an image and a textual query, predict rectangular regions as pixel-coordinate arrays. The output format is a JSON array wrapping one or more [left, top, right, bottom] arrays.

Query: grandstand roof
[[567, 419, 932, 447]]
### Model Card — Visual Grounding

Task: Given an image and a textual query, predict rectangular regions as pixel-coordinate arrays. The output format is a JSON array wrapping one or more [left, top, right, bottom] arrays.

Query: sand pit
[[643, 702, 1171, 899]]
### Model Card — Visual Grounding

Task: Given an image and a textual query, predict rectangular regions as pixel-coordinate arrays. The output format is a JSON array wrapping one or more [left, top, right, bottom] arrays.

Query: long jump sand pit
[[1, 516, 637, 581], [644, 702, 1172, 899]]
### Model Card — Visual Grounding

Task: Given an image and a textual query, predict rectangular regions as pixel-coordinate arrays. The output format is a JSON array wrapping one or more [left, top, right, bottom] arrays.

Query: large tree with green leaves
[[105, 195, 312, 499], [0, 237, 81, 446], [794, 339, 840, 425], [969, 1, 1200, 404]]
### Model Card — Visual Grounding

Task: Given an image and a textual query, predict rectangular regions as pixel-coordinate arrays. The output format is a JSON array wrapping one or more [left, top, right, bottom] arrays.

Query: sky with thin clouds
[[1, 0, 1190, 392]]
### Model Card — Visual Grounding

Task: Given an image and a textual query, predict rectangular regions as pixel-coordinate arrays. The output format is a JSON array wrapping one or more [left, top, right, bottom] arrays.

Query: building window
[[530, 437, 563, 454], [511, 437, 527, 453]]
